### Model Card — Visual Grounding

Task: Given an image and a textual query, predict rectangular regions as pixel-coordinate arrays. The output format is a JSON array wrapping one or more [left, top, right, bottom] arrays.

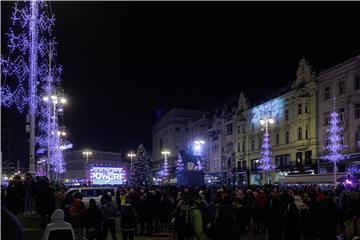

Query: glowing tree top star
[[321, 111, 349, 163]]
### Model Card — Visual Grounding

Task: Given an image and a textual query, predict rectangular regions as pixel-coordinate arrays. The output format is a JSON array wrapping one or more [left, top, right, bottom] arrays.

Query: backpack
[[174, 207, 197, 238]]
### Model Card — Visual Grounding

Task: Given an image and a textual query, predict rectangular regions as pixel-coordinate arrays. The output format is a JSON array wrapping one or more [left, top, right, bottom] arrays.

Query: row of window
[[250, 151, 312, 170], [236, 128, 309, 152], [238, 105, 309, 135], [324, 76, 360, 100]]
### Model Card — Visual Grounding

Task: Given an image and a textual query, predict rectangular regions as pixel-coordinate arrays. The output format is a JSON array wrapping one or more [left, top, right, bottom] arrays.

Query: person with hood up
[[121, 199, 137, 240], [42, 209, 75, 240]]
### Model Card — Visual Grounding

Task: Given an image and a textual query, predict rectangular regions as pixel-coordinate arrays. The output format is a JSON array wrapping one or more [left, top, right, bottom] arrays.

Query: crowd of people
[[2, 173, 360, 240]]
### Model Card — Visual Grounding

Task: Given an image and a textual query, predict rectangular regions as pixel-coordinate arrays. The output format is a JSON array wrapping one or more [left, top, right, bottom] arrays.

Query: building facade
[[63, 149, 124, 182], [151, 54, 360, 185], [235, 58, 319, 185], [203, 96, 238, 184], [318, 55, 360, 175], [152, 109, 207, 178]]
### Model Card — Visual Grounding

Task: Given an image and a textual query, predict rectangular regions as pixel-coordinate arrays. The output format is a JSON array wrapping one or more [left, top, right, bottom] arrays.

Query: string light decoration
[[321, 111, 349, 184], [133, 144, 151, 186], [252, 98, 283, 123], [1, 0, 65, 177], [162, 150, 170, 178], [252, 98, 281, 184], [196, 158, 203, 171], [260, 132, 275, 172], [176, 153, 185, 172]]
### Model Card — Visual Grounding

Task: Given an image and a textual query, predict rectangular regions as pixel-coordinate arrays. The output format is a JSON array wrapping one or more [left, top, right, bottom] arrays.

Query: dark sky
[[2, 2, 360, 165]]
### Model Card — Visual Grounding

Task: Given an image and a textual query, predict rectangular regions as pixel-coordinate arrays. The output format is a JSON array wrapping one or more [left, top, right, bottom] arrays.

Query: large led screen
[[90, 167, 126, 185]]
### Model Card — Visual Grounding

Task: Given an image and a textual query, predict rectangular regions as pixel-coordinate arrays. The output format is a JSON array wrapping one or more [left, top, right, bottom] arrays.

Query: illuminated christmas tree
[[133, 144, 151, 186], [176, 153, 184, 172], [321, 111, 349, 185]]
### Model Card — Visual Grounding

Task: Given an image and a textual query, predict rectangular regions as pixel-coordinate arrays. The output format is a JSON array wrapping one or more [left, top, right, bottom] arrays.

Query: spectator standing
[[42, 209, 75, 240], [121, 199, 137, 240], [69, 199, 84, 240], [102, 195, 118, 240], [84, 199, 102, 240]]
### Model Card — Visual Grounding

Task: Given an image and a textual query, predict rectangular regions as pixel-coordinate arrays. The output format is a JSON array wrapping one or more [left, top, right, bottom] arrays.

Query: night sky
[[2, 2, 360, 166]]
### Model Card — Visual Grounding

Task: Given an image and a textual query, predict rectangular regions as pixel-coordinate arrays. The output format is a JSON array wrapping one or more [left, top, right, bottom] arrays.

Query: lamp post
[[161, 150, 170, 179], [43, 94, 67, 181], [259, 118, 275, 184], [83, 150, 92, 164], [83, 150, 92, 183], [127, 152, 136, 177]]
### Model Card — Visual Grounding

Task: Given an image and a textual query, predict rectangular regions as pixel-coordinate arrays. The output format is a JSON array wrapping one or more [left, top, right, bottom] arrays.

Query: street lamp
[[83, 150, 93, 164], [127, 152, 136, 176], [259, 118, 275, 184], [161, 150, 170, 178], [43, 92, 67, 181]]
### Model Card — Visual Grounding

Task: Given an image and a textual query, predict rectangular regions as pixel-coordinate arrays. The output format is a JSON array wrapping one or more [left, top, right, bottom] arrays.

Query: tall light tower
[[259, 118, 275, 184], [28, 0, 39, 175], [161, 150, 170, 178], [127, 152, 136, 177]]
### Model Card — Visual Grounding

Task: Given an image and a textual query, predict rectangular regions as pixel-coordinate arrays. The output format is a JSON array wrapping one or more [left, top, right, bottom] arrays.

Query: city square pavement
[[20, 214, 266, 240]]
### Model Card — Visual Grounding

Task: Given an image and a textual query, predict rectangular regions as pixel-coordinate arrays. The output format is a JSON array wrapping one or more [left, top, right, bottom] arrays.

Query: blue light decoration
[[1, 1, 65, 175], [176, 153, 185, 172], [260, 133, 275, 172], [321, 112, 349, 163], [321, 111, 349, 184], [252, 98, 282, 184], [163, 157, 170, 178], [251, 98, 283, 123], [196, 159, 203, 171]]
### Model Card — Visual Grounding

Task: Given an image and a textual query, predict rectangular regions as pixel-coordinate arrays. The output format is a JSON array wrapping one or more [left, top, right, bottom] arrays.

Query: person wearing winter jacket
[[121, 199, 137, 240], [102, 195, 118, 240], [69, 199, 85, 240], [84, 199, 103, 240], [42, 209, 75, 240], [174, 193, 206, 240]]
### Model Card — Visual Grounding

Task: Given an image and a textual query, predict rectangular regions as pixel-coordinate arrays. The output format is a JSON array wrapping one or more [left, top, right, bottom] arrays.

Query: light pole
[[43, 94, 67, 181], [127, 152, 136, 177], [83, 150, 92, 183], [259, 118, 275, 184], [161, 150, 170, 179], [83, 150, 92, 164]]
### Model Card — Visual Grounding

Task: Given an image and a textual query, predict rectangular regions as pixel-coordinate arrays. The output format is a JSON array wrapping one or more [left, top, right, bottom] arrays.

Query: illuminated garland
[[176, 153, 185, 172], [1, 0, 65, 175], [321, 111, 349, 163], [260, 133, 274, 171], [252, 98, 283, 123]]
